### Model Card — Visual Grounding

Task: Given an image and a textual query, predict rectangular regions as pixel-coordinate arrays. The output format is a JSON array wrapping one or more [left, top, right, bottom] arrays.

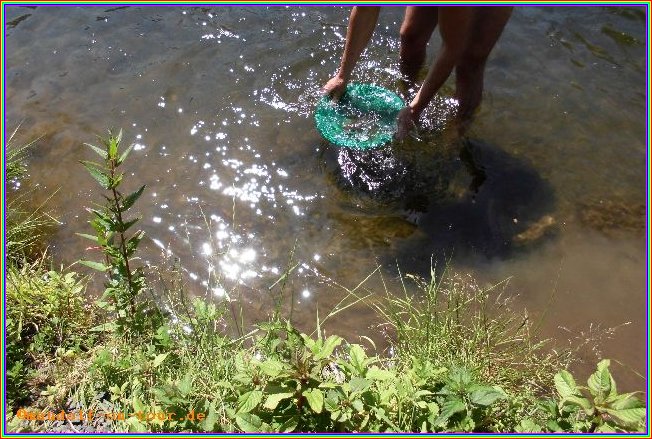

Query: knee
[[399, 24, 430, 55]]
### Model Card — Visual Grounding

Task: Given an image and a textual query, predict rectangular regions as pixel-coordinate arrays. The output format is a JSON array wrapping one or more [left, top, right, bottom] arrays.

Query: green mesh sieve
[[315, 83, 405, 150]]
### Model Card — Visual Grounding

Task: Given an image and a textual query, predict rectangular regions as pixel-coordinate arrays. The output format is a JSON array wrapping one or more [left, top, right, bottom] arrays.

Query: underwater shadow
[[321, 136, 557, 278]]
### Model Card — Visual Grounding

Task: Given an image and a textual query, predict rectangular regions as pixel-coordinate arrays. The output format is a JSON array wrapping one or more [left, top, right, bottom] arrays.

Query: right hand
[[322, 76, 348, 102]]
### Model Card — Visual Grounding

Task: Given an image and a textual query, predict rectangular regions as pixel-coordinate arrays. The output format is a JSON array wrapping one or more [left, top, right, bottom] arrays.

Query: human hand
[[396, 106, 419, 140], [322, 76, 348, 102]]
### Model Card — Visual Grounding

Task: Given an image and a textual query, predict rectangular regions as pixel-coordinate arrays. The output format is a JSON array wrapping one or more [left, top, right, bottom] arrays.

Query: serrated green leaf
[[554, 370, 578, 398], [117, 217, 140, 233], [469, 386, 506, 406], [304, 388, 324, 414], [277, 416, 298, 433], [515, 418, 543, 433], [178, 373, 193, 396], [84, 142, 108, 159], [588, 359, 616, 401], [349, 344, 366, 373], [108, 137, 118, 160], [81, 161, 111, 189], [235, 412, 263, 432], [608, 392, 645, 410], [203, 401, 218, 431], [121, 185, 146, 211], [604, 406, 646, 427], [117, 142, 136, 165], [434, 398, 466, 426], [366, 366, 394, 381], [316, 335, 343, 360], [263, 392, 294, 410], [594, 422, 619, 433], [237, 390, 263, 414], [351, 398, 364, 413], [324, 390, 340, 412], [350, 377, 370, 393], [152, 352, 169, 368], [78, 260, 107, 272], [560, 395, 593, 412], [257, 359, 284, 377], [125, 416, 148, 432]]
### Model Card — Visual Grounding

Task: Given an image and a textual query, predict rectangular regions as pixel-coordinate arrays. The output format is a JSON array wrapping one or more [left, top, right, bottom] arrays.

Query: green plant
[[6, 259, 94, 408], [219, 319, 510, 432], [547, 359, 646, 432], [370, 265, 567, 401], [6, 126, 58, 264], [78, 130, 148, 335]]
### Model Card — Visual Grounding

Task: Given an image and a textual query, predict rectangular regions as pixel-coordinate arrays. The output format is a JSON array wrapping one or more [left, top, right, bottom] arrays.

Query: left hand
[[396, 106, 419, 140]]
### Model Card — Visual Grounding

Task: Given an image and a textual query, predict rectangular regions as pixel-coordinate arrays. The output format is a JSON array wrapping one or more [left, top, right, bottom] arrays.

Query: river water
[[4, 6, 647, 390]]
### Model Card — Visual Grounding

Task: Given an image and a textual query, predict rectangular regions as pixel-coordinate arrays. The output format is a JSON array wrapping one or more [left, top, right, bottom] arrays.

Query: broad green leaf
[[277, 416, 298, 433], [588, 359, 616, 401], [80, 161, 110, 189], [594, 422, 619, 433], [304, 388, 324, 414], [235, 412, 263, 432], [546, 420, 563, 432], [324, 390, 340, 412], [257, 359, 285, 377], [203, 401, 218, 431], [351, 398, 364, 413], [263, 392, 294, 410], [316, 335, 343, 360], [125, 416, 148, 432], [132, 395, 145, 414], [448, 366, 472, 389], [604, 406, 646, 427], [469, 386, 506, 406], [554, 370, 578, 398], [121, 185, 146, 211], [515, 418, 542, 432], [78, 260, 107, 272], [349, 344, 366, 373], [237, 390, 263, 414], [434, 398, 466, 426], [366, 366, 394, 381], [608, 392, 645, 410], [84, 142, 108, 159], [152, 352, 169, 368], [349, 377, 370, 393], [117, 142, 136, 165], [560, 395, 593, 412], [178, 373, 193, 396]]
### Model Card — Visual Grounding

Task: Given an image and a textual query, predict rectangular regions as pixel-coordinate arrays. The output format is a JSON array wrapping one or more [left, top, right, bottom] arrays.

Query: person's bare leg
[[399, 6, 439, 82], [455, 7, 513, 131]]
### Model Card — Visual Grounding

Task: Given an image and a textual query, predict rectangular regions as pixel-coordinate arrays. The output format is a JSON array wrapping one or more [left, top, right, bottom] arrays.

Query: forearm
[[336, 6, 380, 81]]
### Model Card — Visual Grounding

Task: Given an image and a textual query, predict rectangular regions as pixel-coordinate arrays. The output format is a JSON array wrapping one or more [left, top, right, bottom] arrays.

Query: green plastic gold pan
[[315, 83, 405, 150]]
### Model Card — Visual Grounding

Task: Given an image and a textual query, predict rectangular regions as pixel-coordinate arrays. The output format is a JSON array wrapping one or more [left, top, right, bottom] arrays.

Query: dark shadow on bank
[[320, 135, 557, 278]]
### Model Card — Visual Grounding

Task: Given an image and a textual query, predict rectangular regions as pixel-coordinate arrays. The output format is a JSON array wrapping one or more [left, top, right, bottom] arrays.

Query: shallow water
[[5, 6, 647, 390]]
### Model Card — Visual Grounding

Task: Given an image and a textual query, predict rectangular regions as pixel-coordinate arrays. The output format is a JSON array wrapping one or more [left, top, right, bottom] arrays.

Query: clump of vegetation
[[6, 126, 58, 264], [5, 129, 96, 410], [6, 129, 646, 433]]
